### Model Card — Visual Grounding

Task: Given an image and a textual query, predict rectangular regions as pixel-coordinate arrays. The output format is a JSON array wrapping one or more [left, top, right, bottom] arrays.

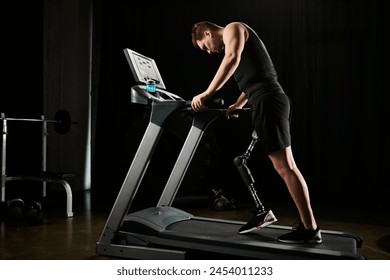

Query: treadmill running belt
[[121, 217, 362, 259], [166, 219, 358, 254]]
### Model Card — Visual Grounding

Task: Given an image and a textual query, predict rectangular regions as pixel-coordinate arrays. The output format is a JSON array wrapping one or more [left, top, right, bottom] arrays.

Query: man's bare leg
[[268, 146, 317, 230]]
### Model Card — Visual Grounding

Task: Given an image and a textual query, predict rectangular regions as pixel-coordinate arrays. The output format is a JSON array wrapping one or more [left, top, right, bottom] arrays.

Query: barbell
[[1, 109, 77, 134]]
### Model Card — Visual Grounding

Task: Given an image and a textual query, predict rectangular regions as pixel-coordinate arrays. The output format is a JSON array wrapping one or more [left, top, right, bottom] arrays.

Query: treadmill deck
[[119, 208, 363, 260]]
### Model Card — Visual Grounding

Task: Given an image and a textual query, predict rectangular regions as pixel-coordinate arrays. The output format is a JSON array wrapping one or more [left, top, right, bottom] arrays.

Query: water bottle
[[146, 79, 156, 93]]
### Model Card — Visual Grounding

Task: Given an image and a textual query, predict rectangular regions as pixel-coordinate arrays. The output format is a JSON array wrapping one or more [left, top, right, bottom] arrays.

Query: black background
[[2, 0, 389, 211]]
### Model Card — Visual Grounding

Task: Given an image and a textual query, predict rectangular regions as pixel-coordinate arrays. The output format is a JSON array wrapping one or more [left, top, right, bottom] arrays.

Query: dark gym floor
[[0, 189, 389, 260]]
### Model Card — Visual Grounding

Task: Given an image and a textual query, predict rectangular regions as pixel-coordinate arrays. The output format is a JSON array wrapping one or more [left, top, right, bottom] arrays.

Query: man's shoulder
[[224, 22, 249, 39], [226, 22, 246, 28], [225, 22, 248, 33]]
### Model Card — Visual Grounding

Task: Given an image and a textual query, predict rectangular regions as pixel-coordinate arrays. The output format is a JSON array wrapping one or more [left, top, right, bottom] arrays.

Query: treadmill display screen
[[123, 48, 166, 89]]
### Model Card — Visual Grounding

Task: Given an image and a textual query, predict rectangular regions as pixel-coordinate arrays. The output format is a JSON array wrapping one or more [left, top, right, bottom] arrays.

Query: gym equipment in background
[[1, 110, 77, 218], [5, 198, 25, 224]]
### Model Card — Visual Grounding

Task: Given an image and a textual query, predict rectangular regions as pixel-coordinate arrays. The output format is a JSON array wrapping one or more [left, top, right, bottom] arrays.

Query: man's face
[[197, 31, 224, 54]]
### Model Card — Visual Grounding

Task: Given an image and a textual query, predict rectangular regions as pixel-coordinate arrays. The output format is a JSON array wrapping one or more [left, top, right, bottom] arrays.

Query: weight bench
[[4, 172, 76, 217], [1, 112, 76, 218]]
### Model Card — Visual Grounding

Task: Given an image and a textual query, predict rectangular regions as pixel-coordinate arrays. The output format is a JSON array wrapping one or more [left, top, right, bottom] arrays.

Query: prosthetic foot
[[238, 209, 277, 234]]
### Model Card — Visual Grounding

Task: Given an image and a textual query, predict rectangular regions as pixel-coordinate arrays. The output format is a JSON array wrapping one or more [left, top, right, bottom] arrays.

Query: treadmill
[[96, 48, 364, 260]]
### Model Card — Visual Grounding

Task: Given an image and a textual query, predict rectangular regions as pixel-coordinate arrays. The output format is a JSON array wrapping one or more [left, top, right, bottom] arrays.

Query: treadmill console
[[123, 48, 184, 105], [124, 48, 166, 89]]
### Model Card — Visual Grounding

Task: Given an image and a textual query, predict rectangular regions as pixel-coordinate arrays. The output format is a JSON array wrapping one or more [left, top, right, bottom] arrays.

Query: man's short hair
[[191, 21, 219, 48]]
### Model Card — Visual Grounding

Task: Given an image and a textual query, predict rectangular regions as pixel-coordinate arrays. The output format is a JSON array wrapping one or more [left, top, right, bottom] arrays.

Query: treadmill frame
[[96, 85, 363, 259]]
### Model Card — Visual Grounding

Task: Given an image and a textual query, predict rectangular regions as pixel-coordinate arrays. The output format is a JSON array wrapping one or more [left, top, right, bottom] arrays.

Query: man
[[191, 21, 322, 244]]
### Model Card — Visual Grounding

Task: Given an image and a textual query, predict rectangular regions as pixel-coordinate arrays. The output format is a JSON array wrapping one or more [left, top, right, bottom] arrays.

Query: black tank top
[[233, 23, 284, 102]]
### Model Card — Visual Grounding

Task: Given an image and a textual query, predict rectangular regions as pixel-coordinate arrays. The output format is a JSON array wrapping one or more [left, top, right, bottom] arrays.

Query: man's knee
[[270, 155, 296, 177], [273, 162, 295, 178]]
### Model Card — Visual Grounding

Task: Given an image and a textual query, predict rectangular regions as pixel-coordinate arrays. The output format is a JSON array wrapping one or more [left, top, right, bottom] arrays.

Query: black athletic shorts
[[249, 92, 292, 154]]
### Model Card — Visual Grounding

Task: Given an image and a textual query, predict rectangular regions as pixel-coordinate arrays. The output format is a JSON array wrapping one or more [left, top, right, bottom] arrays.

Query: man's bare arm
[[204, 22, 248, 98]]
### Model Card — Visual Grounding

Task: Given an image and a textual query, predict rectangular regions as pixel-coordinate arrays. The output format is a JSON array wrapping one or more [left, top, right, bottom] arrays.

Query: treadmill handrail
[[131, 85, 184, 105]]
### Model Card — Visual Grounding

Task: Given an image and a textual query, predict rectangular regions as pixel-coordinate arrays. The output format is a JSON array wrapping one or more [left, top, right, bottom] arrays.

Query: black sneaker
[[277, 221, 322, 244], [238, 209, 277, 234]]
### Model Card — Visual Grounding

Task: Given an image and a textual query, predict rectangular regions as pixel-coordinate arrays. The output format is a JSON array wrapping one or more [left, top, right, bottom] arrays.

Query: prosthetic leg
[[234, 130, 277, 234]]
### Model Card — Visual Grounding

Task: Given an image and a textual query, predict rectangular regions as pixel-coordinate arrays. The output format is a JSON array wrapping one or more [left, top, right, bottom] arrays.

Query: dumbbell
[[6, 198, 25, 224], [211, 189, 236, 211], [26, 201, 44, 225]]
